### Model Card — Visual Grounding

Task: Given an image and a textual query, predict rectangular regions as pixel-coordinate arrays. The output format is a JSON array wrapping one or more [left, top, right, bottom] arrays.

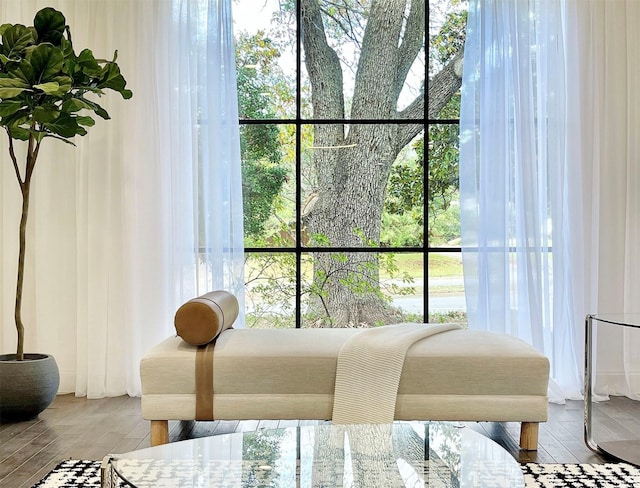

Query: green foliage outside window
[[236, 32, 290, 242]]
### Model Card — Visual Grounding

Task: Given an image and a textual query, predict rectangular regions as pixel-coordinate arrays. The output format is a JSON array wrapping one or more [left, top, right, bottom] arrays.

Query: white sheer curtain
[[0, 0, 244, 397], [459, 0, 583, 402], [461, 0, 640, 403], [565, 0, 640, 400]]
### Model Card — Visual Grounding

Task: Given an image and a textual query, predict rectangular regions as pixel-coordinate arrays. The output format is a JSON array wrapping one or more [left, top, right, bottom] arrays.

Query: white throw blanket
[[332, 322, 461, 424]]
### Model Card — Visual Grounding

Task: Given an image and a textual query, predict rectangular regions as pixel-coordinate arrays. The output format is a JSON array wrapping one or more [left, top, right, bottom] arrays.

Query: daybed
[[140, 292, 550, 450]]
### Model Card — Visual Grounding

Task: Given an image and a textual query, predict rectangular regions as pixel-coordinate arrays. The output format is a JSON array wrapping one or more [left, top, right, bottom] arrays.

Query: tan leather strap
[[195, 341, 216, 420]]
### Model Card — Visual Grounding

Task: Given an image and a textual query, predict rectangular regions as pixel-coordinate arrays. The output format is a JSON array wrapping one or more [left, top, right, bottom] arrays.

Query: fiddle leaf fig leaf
[[33, 76, 71, 96], [75, 115, 95, 127], [0, 77, 30, 98], [33, 104, 60, 123], [73, 97, 111, 119], [1, 109, 29, 127], [0, 76, 30, 88], [76, 49, 101, 74], [60, 38, 73, 58], [43, 112, 80, 138], [0, 99, 23, 117], [53, 75, 71, 94], [8, 59, 35, 84], [41, 133, 76, 145], [29, 44, 64, 81], [1, 25, 36, 58], [0, 87, 28, 98], [33, 7, 66, 46], [33, 81, 60, 94], [7, 124, 30, 140], [62, 97, 93, 112], [98, 59, 133, 99], [94, 104, 110, 119]]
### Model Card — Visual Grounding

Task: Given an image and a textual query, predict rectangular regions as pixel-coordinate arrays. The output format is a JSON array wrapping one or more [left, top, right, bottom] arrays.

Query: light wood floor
[[1, 395, 637, 488]]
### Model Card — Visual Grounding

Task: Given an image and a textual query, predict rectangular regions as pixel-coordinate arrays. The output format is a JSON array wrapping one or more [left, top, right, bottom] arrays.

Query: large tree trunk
[[305, 126, 404, 326], [300, 0, 425, 326]]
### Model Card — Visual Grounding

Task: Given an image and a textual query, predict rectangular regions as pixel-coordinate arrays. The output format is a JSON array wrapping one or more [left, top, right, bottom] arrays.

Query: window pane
[[234, 0, 296, 119], [300, 251, 421, 328], [301, 1, 425, 119], [385, 252, 424, 322], [428, 0, 467, 119], [235, 3, 461, 329], [427, 123, 460, 247], [241, 124, 296, 247], [302, 124, 425, 249], [383, 132, 425, 248], [427, 251, 467, 326], [245, 252, 296, 329]]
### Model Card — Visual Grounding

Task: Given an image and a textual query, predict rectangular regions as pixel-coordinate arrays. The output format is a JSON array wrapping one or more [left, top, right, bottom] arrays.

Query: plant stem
[[15, 184, 29, 361], [14, 134, 38, 361]]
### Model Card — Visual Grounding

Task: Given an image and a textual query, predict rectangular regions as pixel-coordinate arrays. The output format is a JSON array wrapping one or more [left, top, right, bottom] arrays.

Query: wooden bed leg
[[150, 420, 169, 446], [519, 422, 539, 450]]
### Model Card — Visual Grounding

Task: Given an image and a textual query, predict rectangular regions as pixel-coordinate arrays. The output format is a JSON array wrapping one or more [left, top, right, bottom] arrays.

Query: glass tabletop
[[588, 313, 640, 328], [103, 422, 524, 487]]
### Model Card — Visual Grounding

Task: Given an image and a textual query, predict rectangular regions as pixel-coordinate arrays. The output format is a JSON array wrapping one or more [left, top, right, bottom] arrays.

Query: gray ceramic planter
[[0, 353, 60, 422]]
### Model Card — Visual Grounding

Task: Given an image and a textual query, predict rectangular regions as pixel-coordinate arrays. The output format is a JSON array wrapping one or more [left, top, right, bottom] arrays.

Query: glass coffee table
[[102, 422, 523, 487], [585, 313, 640, 466]]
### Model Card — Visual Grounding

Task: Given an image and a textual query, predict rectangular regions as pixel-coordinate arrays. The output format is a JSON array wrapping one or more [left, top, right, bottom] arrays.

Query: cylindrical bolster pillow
[[174, 290, 239, 345]]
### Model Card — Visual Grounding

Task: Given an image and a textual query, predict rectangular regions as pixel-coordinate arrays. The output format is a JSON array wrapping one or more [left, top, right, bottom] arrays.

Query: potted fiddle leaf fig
[[0, 7, 132, 421]]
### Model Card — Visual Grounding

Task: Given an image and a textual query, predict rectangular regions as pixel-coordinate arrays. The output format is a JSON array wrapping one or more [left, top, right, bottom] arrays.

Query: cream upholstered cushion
[[141, 328, 549, 423]]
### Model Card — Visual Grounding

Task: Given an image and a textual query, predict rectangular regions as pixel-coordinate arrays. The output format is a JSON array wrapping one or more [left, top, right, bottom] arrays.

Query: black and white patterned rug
[[32, 460, 101, 487], [32, 459, 640, 487], [522, 463, 640, 487]]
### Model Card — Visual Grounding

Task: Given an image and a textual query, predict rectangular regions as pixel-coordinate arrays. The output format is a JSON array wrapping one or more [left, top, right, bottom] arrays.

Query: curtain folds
[[461, 0, 640, 403], [0, 0, 244, 397], [460, 0, 582, 403], [564, 0, 640, 400]]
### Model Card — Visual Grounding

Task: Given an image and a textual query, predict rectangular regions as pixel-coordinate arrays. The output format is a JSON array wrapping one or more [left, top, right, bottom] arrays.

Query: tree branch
[[24, 132, 40, 187], [7, 131, 23, 186], [393, 0, 425, 103], [396, 94, 425, 152], [301, 0, 345, 121], [26, 133, 35, 180], [351, 0, 404, 119], [318, 3, 361, 46], [428, 50, 463, 118]]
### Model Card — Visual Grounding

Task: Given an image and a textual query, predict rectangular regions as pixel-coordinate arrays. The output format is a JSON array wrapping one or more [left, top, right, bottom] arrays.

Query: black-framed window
[[234, 0, 464, 328]]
